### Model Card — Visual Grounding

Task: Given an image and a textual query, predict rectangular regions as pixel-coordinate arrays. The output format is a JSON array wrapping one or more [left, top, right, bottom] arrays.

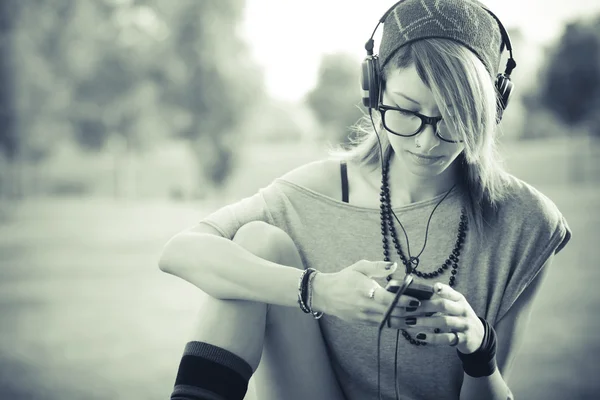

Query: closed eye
[[396, 108, 417, 116], [388, 103, 419, 115]]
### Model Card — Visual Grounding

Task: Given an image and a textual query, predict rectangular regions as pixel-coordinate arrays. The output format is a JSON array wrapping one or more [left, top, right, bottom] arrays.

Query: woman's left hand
[[390, 282, 484, 354]]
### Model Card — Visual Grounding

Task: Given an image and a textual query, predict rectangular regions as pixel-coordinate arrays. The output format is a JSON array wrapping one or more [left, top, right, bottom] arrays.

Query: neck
[[386, 155, 459, 205]]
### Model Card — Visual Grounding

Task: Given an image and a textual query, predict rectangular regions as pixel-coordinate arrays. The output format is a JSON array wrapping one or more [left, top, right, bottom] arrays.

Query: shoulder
[[498, 175, 564, 225], [279, 158, 344, 199], [493, 174, 570, 252]]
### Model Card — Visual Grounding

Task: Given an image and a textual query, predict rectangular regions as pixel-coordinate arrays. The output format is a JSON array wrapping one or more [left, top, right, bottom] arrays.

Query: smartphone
[[385, 279, 434, 300]]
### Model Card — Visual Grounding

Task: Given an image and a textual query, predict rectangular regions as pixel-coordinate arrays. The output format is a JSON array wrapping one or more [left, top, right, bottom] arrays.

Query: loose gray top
[[198, 171, 571, 400]]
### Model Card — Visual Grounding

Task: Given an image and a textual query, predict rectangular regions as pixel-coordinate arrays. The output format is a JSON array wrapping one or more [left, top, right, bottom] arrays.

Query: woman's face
[[381, 64, 465, 178]]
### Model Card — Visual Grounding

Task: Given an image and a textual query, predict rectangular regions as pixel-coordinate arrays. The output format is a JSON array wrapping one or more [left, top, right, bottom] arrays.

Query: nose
[[415, 123, 441, 153]]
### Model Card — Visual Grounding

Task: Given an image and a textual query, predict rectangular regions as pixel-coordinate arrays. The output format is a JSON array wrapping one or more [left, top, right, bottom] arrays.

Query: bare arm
[[158, 160, 338, 308], [459, 256, 553, 400], [158, 223, 304, 307]]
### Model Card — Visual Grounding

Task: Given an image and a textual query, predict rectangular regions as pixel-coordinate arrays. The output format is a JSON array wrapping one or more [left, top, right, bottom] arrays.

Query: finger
[[400, 315, 469, 331], [400, 298, 465, 316], [387, 307, 442, 319], [387, 318, 442, 331], [433, 282, 464, 302], [353, 260, 398, 279], [375, 288, 422, 309], [387, 308, 433, 319], [404, 330, 463, 346]]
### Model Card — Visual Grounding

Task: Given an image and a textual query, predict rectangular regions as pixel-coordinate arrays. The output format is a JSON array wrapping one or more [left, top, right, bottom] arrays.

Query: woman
[[159, 1, 571, 399]]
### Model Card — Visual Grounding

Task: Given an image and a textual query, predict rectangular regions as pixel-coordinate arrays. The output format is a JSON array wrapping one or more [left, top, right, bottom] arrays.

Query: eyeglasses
[[378, 103, 463, 143]]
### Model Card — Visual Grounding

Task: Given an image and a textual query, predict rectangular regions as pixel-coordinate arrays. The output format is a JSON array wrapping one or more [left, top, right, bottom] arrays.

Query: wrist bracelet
[[307, 270, 324, 319], [297, 268, 324, 319], [456, 317, 497, 378], [297, 269, 311, 313], [301, 268, 314, 309]]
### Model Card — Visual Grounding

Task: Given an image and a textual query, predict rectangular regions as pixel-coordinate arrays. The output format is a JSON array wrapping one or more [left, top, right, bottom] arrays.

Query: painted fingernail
[[434, 328, 441, 334], [405, 306, 417, 312], [416, 333, 427, 340], [409, 300, 421, 307], [405, 317, 416, 325]]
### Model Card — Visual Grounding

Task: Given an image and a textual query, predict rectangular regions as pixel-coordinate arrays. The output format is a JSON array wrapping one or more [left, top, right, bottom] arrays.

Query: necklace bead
[[379, 155, 467, 346]]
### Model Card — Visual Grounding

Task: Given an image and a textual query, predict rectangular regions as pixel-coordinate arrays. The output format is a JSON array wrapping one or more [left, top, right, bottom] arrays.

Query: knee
[[233, 221, 300, 267]]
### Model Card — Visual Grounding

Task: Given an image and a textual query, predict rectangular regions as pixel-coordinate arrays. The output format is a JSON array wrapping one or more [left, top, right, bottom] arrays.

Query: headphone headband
[[361, 0, 517, 120], [366, 0, 516, 77]]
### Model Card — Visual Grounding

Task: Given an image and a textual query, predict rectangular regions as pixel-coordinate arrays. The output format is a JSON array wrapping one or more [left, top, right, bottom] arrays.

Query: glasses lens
[[382, 109, 422, 136], [437, 120, 462, 142]]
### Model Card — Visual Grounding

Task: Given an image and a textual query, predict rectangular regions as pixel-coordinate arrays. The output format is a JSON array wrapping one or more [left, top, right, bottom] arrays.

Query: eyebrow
[[392, 91, 453, 108], [392, 91, 421, 105]]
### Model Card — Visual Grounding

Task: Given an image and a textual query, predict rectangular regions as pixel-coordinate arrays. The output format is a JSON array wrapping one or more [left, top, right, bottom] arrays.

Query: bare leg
[[186, 221, 345, 400]]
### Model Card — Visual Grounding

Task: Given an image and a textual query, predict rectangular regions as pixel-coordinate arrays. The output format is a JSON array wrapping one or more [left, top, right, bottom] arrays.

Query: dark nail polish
[[405, 317, 416, 325], [405, 306, 417, 312], [409, 300, 421, 307], [416, 333, 427, 340], [434, 328, 441, 334]]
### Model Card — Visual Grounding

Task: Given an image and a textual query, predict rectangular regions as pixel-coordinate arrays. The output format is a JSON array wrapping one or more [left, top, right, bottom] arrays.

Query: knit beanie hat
[[378, 0, 504, 78]]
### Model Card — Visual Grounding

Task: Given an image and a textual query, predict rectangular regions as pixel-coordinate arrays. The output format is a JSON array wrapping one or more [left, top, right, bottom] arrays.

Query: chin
[[401, 154, 450, 176], [407, 163, 449, 177]]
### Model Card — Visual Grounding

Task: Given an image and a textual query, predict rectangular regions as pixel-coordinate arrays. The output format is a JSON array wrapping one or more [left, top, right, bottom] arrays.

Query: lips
[[407, 151, 444, 165], [409, 152, 442, 160]]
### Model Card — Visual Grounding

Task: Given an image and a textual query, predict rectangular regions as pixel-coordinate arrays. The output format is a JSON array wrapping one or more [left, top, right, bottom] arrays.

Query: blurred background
[[0, 0, 598, 399]]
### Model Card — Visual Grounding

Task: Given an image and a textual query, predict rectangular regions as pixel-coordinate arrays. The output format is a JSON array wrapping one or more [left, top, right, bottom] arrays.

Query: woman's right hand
[[311, 260, 422, 326]]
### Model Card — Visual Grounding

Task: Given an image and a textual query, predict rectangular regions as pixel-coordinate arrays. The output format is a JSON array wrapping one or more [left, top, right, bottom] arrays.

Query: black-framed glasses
[[378, 103, 463, 143]]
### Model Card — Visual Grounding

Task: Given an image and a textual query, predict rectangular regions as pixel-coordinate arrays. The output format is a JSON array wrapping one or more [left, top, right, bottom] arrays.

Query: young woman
[[159, 1, 571, 399]]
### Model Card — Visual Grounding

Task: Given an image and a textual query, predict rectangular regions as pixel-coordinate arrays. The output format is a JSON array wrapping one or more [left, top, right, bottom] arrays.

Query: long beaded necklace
[[379, 155, 468, 346]]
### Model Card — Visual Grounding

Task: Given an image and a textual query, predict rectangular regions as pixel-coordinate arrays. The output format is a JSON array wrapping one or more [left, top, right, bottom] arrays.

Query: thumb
[[353, 260, 397, 278]]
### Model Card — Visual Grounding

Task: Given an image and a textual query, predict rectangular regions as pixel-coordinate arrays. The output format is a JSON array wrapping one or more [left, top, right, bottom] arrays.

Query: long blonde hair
[[328, 38, 512, 242]]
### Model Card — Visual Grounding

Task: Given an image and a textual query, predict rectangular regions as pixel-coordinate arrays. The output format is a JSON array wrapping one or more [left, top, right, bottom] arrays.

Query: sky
[[241, 0, 600, 102]]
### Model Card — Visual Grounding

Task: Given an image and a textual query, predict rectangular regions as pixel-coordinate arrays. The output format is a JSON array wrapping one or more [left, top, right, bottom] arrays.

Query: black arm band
[[457, 317, 498, 378]]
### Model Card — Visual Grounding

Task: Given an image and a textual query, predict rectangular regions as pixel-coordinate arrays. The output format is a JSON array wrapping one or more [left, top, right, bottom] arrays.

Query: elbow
[[158, 233, 185, 274], [157, 250, 170, 273]]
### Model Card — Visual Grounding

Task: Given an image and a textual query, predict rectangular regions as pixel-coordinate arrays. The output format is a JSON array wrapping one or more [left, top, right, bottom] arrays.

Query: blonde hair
[[327, 38, 512, 242]]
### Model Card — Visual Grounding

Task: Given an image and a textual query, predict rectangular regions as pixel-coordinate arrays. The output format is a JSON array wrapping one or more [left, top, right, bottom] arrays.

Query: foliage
[[305, 53, 365, 145], [0, 0, 19, 161], [1, 0, 265, 190], [537, 16, 600, 137]]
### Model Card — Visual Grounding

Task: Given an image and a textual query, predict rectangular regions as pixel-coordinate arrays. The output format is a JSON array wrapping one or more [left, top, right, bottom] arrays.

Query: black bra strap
[[340, 160, 349, 203]]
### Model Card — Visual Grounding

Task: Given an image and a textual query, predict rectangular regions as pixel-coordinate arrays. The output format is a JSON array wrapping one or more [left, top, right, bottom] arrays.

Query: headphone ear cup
[[495, 73, 514, 123], [361, 56, 380, 110], [495, 73, 513, 111]]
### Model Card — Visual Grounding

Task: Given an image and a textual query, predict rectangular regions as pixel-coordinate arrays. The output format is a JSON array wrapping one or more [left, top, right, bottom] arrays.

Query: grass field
[[0, 181, 598, 399]]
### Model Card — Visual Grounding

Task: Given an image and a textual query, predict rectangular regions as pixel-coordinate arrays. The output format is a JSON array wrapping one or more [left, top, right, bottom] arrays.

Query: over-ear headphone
[[360, 0, 517, 122]]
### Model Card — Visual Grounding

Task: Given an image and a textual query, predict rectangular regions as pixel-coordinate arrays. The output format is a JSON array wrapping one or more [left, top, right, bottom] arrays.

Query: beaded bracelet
[[300, 269, 313, 309], [297, 269, 311, 313], [307, 269, 324, 320], [456, 317, 498, 377], [297, 268, 323, 319]]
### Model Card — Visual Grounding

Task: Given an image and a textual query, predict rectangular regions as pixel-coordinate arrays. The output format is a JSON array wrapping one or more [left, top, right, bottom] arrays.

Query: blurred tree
[[525, 15, 600, 182], [537, 16, 600, 137], [0, 0, 18, 162], [305, 53, 365, 145], [149, 0, 265, 193], [9, 0, 264, 198], [0, 0, 23, 200]]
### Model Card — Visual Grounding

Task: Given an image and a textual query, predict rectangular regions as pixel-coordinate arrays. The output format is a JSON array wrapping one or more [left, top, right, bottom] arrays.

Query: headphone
[[360, 0, 517, 122]]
